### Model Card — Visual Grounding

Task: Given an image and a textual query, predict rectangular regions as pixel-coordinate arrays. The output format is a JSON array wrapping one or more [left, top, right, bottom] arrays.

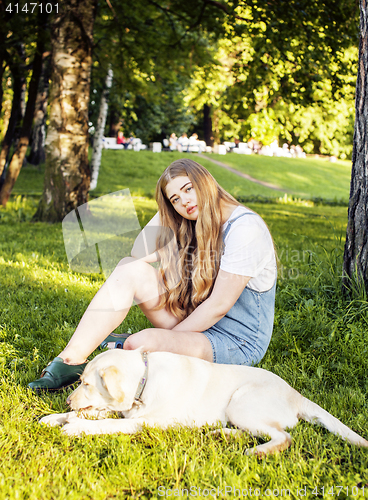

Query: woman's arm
[[172, 269, 251, 333], [131, 212, 161, 263]]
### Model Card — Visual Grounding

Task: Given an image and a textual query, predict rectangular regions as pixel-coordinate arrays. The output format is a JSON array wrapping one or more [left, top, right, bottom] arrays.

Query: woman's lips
[[187, 205, 197, 214]]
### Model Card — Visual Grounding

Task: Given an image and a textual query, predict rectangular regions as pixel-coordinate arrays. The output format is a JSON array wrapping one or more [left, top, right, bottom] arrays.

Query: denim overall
[[202, 212, 276, 366]]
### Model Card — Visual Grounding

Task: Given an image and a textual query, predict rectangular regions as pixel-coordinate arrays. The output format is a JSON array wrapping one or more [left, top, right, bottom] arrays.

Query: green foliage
[[84, 0, 360, 156], [233, 0, 359, 105], [88, 0, 229, 141], [184, 27, 357, 155], [118, 83, 196, 143]]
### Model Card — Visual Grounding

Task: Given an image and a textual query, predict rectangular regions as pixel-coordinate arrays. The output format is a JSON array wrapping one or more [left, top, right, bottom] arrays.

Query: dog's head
[[67, 348, 146, 413]]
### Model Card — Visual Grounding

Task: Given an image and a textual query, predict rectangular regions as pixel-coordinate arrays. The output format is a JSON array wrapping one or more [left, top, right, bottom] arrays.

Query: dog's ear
[[99, 366, 125, 403]]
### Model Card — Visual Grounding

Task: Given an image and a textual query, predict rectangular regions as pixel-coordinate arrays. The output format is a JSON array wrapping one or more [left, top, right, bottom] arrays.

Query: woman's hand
[[172, 270, 251, 333]]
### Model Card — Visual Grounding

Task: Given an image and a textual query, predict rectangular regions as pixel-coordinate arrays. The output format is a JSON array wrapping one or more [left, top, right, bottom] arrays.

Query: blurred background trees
[[0, 0, 359, 166], [0, 0, 361, 210]]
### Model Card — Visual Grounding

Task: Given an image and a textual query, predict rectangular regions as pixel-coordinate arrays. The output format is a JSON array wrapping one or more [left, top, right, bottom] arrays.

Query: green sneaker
[[100, 332, 131, 350], [28, 357, 87, 392]]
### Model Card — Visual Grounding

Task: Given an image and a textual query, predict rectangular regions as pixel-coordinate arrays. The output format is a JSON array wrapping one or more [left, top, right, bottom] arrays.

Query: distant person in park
[[29, 159, 277, 391], [177, 133, 189, 152], [117, 131, 128, 149], [189, 132, 199, 145], [295, 145, 306, 158], [169, 133, 177, 151], [188, 132, 204, 153]]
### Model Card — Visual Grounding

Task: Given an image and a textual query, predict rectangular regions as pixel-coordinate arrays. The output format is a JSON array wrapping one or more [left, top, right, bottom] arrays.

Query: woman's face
[[165, 176, 198, 220]]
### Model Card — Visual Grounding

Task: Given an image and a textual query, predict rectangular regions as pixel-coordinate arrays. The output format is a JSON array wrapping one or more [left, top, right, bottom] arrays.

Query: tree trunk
[[203, 104, 214, 147], [108, 109, 121, 138], [343, 0, 368, 295], [0, 29, 46, 205], [27, 54, 51, 166], [34, 0, 97, 222], [0, 61, 5, 120], [0, 18, 6, 119], [0, 46, 26, 179], [90, 66, 113, 191]]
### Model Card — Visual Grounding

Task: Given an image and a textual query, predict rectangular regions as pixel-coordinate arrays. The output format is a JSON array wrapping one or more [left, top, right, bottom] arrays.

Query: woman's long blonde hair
[[155, 159, 240, 321]]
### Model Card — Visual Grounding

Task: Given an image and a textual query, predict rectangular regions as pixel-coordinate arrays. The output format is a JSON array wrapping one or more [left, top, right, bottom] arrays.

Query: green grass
[[16, 150, 351, 203], [205, 153, 352, 203], [89, 150, 286, 199], [1, 152, 367, 499], [18, 150, 351, 203], [16, 151, 277, 199]]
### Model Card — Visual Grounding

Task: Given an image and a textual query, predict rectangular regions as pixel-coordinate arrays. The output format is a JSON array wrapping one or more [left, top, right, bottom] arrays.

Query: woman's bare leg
[[59, 257, 179, 364], [124, 328, 213, 362]]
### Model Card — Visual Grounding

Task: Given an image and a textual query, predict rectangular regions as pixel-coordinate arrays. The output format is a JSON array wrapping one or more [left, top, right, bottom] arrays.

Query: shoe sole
[[28, 380, 81, 393], [100, 333, 131, 350]]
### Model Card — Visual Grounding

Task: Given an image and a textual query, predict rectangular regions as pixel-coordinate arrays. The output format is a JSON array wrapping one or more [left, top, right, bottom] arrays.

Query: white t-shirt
[[220, 206, 277, 292]]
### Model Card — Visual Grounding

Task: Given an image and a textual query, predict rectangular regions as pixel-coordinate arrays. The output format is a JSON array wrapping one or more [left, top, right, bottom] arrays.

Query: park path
[[196, 153, 292, 193]]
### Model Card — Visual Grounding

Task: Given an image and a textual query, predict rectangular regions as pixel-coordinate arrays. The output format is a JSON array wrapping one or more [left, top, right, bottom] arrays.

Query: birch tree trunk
[[343, 0, 368, 295], [34, 0, 97, 222], [90, 66, 113, 191]]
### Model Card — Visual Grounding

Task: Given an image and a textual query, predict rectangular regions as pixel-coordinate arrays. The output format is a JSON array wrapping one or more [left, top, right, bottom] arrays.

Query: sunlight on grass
[[207, 153, 351, 202], [1, 154, 367, 499]]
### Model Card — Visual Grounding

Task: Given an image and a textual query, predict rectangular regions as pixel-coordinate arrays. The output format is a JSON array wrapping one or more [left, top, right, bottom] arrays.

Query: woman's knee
[[123, 328, 159, 351], [115, 256, 138, 274], [113, 257, 151, 281]]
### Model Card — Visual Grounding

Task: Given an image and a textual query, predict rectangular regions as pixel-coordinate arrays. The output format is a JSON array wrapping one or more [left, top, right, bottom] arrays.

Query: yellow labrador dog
[[40, 348, 368, 455]]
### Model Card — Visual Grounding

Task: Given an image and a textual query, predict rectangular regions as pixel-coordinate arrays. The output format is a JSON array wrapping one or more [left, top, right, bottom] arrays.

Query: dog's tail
[[298, 397, 368, 447]]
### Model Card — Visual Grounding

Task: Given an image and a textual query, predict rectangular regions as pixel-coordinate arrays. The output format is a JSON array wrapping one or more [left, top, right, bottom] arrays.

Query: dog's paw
[[207, 428, 243, 440], [62, 419, 98, 437], [40, 412, 77, 427], [244, 447, 267, 458]]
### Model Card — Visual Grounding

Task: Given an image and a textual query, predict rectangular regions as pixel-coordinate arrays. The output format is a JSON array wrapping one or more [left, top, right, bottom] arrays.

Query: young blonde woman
[[29, 159, 277, 391]]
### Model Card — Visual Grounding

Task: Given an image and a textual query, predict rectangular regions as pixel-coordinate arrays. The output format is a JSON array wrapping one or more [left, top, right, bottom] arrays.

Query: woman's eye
[[186, 186, 192, 192], [172, 198, 179, 204]]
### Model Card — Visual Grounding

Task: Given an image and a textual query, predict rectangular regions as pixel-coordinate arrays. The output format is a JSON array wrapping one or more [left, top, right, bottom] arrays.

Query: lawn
[[15, 150, 285, 199], [203, 153, 352, 203], [17, 149, 352, 202], [1, 151, 367, 499]]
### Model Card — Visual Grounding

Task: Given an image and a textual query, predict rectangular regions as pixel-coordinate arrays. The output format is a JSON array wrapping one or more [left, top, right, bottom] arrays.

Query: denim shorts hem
[[202, 328, 270, 366], [203, 332, 216, 363]]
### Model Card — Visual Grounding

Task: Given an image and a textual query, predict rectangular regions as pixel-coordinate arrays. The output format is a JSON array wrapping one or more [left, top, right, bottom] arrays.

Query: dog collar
[[133, 352, 148, 406]]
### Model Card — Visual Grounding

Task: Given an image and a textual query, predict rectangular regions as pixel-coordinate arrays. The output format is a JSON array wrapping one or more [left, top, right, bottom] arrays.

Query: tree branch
[[105, 0, 117, 20], [204, 0, 250, 22]]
